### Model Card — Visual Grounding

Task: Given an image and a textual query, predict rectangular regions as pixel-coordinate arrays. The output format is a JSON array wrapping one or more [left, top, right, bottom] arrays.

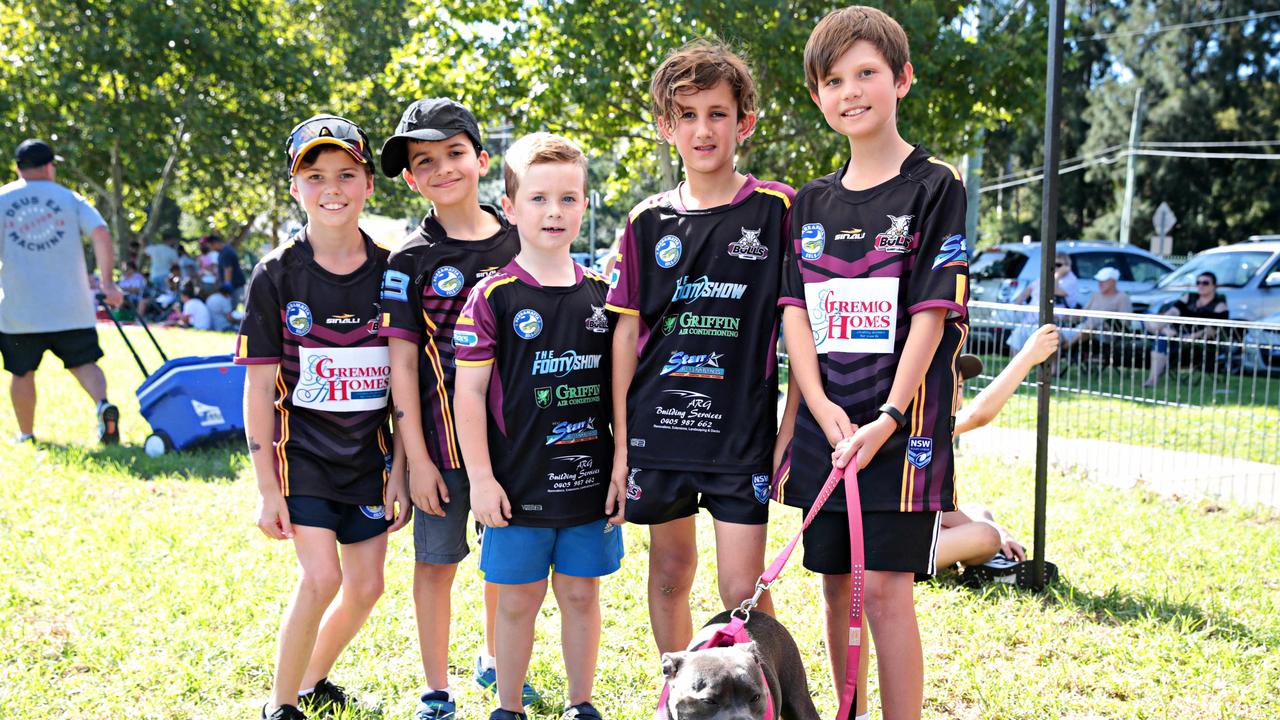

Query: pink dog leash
[[654, 463, 863, 719]]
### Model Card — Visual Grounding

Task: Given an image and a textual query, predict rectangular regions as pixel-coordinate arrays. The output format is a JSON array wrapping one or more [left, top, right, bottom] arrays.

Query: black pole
[[1034, 0, 1066, 592]]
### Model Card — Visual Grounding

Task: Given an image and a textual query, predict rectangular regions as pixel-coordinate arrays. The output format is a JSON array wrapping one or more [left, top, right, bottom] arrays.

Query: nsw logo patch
[[907, 436, 933, 469], [751, 473, 771, 504]]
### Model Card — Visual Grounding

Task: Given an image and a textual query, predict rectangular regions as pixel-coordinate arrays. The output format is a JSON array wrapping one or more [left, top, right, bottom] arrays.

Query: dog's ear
[[742, 641, 764, 663], [661, 651, 687, 679]]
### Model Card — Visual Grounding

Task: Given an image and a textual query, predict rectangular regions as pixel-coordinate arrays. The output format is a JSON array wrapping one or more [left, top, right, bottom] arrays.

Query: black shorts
[[286, 495, 391, 545], [624, 467, 770, 526], [0, 328, 103, 375], [801, 510, 941, 576]]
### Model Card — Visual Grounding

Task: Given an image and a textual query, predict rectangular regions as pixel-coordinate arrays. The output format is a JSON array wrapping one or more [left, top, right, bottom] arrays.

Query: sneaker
[[488, 710, 527, 720], [474, 656, 541, 706], [261, 704, 307, 720], [562, 702, 603, 719], [96, 401, 119, 444], [963, 556, 1059, 588], [415, 690, 456, 720], [298, 677, 349, 714], [10, 433, 35, 445]]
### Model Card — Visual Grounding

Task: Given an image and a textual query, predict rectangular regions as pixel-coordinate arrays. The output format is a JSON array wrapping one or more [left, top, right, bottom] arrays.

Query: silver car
[[1129, 239, 1280, 320], [970, 240, 1174, 308]]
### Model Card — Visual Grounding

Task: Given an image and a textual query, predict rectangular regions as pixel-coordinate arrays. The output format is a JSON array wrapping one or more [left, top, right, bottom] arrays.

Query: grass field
[[2, 325, 1278, 719]]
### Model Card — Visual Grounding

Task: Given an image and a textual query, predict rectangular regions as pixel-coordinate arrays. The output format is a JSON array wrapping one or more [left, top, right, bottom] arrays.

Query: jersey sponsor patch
[[671, 274, 747, 303], [545, 417, 598, 445], [609, 267, 621, 288], [431, 266, 465, 297], [626, 467, 642, 500], [907, 436, 933, 468], [655, 234, 683, 268], [513, 308, 543, 339], [801, 223, 826, 260], [652, 389, 722, 434], [932, 234, 968, 269], [833, 227, 865, 242], [380, 269, 410, 301], [285, 301, 313, 336], [659, 311, 740, 338], [752, 473, 770, 504], [294, 346, 392, 411], [546, 454, 603, 493], [727, 227, 768, 260], [873, 214, 914, 254], [804, 278, 899, 354], [660, 350, 726, 380], [453, 329, 478, 347], [535, 382, 601, 408], [531, 350, 602, 377]]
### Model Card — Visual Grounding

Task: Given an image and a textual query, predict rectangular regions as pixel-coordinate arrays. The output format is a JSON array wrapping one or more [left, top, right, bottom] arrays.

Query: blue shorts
[[479, 518, 625, 585]]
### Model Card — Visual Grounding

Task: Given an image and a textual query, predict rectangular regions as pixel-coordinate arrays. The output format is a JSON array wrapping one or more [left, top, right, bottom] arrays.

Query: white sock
[[478, 653, 497, 671], [855, 714, 870, 720], [424, 686, 453, 701], [297, 686, 315, 697]]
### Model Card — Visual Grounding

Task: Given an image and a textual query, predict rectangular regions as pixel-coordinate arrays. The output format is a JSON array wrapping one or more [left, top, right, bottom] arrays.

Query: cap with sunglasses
[[1195, 278, 1215, 286], [379, 98, 483, 177], [286, 115, 373, 177]]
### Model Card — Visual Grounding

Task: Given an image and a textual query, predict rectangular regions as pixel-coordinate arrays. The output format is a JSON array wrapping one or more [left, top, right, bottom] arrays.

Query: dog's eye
[[701, 697, 719, 706], [750, 693, 761, 703]]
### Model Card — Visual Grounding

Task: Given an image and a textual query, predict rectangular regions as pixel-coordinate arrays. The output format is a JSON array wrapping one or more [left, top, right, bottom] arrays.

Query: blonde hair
[[503, 132, 588, 199], [650, 38, 757, 129], [804, 6, 911, 93]]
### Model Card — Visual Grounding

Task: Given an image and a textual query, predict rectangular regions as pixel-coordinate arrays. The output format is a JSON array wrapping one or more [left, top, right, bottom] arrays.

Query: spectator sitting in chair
[[1143, 271, 1228, 388], [1007, 252, 1079, 353], [204, 284, 236, 332], [1061, 266, 1132, 350]]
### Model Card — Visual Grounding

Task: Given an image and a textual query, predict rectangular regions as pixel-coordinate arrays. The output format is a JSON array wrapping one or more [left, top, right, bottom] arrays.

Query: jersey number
[[381, 269, 410, 302]]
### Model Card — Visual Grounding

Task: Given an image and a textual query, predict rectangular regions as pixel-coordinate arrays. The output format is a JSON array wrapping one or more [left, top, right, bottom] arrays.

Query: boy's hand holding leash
[[471, 473, 512, 528], [811, 397, 856, 449], [408, 455, 449, 517], [831, 413, 895, 470]]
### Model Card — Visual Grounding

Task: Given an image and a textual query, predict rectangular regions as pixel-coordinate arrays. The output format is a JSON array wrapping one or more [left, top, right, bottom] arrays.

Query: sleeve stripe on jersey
[[275, 367, 291, 496], [422, 310, 437, 333], [483, 276, 520, 299], [928, 157, 962, 181], [377, 426, 389, 491], [954, 275, 965, 307], [423, 336, 460, 467], [753, 186, 792, 209], [455, 358, 495, 367], [604, 302, 639, 316], [948, 323, 969, 509], [628, 195, 664, 222], [900, 380, 926, 511]]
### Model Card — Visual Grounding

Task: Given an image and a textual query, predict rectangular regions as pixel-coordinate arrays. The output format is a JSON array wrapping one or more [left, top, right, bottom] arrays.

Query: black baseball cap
[[379, 98, 483, 177], [15, 139, 63, 168]]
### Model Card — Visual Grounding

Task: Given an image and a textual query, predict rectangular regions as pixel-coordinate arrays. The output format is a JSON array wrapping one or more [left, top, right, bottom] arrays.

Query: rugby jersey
[[776, 146, 970, 513], [606, 176, 794, 474], [378, 206, 519, 472], [234, 231, 392, 505], [455, 261, 613, 527]]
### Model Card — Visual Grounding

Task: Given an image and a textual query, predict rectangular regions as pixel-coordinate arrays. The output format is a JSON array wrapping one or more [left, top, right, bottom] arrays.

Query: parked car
[[970, 240, 1174, 308], [1129, 239, 1280, 320], [1240, 309, 1280, 376]]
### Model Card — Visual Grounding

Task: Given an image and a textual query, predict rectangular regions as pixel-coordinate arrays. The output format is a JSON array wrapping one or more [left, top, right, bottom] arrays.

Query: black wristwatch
[[878, 403, 908, 429]]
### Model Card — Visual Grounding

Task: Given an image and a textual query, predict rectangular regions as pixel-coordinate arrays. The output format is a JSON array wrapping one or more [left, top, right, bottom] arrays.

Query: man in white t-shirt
[[177, 282, 212, 330], [143, 231, 180, 289], [0, 139, 124, 444], [204, 285, 234, 332]]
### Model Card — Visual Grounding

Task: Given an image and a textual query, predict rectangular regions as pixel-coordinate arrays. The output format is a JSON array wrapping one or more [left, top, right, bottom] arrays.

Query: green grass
[[2, 326, 1278, 718]]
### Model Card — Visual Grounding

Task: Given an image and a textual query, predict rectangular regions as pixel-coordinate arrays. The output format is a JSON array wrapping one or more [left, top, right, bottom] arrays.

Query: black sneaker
[[562, 702, 603, 719], [963, 556, 1059, 588], [298, 677, 350, 713], [97, 401, 119, 445], [261, 704, 307, 720], [488, 710, 528, 720]]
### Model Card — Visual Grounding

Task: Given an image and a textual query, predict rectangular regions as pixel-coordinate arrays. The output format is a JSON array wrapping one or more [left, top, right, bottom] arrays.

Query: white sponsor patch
[[294, 346, 391, 411], [804, 277, 899, 355]]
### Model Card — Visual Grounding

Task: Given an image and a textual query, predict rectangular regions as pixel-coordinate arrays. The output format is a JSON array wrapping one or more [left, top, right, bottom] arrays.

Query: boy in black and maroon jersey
[[377, 99, 529, 717], [775, 7, 971, 718], [454, 133, 621, 720], [605, 40, 794, 656], [237, 115, 408, 720]]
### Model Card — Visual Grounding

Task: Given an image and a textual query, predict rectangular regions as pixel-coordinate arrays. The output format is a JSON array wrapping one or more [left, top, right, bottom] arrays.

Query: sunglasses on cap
[[1196, 279, 1214, 286], [286, 115, 373, 176]]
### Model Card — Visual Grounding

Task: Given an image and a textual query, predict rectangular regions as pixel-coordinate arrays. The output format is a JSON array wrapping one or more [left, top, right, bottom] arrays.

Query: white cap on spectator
[[1094, 267, 1121, 282]]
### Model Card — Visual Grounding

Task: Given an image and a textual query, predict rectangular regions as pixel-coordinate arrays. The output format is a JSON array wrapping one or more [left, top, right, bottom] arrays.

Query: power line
[[979, 147, 1280, 193], [1140, 140, 1280, 148], [1074, 9, 1280, 42], [985, 140, 1280, 185]]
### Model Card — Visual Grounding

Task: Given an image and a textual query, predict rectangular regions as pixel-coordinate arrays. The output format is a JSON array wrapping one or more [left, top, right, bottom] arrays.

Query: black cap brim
[[379, 129, 479, 177]]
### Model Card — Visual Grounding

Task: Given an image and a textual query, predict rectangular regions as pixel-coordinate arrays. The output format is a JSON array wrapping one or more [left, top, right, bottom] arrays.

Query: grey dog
[[660, 610, 821, 719]]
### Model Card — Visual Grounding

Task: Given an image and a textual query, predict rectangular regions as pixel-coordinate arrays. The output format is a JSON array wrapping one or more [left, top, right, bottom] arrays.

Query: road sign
[[1153, 202, 1176, 237]]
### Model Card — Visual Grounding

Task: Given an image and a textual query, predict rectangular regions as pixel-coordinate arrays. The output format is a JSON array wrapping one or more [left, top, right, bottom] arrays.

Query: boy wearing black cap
[[377, 98, 529, 719], [237, 114, 409, 720]]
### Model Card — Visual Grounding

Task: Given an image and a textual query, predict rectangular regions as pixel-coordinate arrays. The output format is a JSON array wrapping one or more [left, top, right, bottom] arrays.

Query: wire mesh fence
[[963, 301, 1280, 508]]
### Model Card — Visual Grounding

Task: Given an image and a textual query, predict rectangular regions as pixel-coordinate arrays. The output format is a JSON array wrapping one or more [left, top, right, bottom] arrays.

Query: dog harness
[[654, 464, 863, 719]]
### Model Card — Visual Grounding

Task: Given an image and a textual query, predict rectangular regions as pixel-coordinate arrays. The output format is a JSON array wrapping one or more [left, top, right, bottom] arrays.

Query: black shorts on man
[[0, 328, 103, 375]]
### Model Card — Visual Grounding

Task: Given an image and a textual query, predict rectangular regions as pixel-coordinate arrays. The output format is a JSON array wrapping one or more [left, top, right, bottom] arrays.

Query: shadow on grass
[[36, 438, 245, 483], [933, 572, 1271, 648]]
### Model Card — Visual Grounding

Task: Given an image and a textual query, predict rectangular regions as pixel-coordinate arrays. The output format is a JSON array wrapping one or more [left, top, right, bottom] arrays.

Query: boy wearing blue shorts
[[454, 133, 622, 720], [238, 115, 409, 720]]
